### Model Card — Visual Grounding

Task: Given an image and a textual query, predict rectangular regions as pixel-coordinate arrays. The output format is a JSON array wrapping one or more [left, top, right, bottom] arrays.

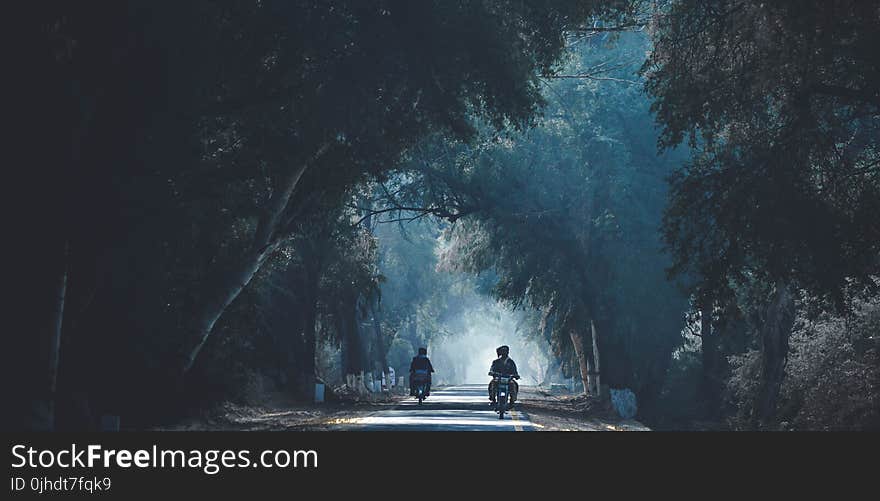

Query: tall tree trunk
[[585, 349, 596, 394], [47, 240, 68, 397], [298, 297, 318, 397], [182, 243, 276, 372], [342, 298, 368, 375], [590, 319, 601, 397], [251, 142, 331, 249], [755, 281, 795, 428], [292, 237, 323, 397], [699, 305, 720, 418], [541, 353, 562, 387], [31, 240, 70, 431], [368, 297, 388, 371], [181, 142, 331, 373], [569, 330, 591, 396]]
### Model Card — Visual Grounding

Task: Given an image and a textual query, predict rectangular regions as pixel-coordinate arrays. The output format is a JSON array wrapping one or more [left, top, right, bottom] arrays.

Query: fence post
[[100, 415, 120, 432]]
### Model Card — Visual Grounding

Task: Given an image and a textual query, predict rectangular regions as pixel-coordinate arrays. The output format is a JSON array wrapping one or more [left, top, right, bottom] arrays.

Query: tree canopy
[[644, 0, 880, 305], [15, 0, 879, 432]]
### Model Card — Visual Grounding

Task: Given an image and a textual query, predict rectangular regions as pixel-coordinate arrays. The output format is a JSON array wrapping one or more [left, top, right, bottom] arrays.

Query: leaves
[[647, 0, 880, 304]]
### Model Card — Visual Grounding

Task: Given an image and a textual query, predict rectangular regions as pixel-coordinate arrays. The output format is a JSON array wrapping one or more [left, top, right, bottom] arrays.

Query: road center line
[[511, 410, 523, 431]]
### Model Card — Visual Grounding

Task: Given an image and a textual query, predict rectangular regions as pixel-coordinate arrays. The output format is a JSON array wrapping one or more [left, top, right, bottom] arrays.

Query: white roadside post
[[100, 415, 120, 431], [357, 371, 366, 396], [314, 382, 325, 403]]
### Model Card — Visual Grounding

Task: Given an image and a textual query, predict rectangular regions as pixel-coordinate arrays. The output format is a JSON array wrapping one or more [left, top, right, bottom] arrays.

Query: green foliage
[[389, 32, 691, 404], [182, 197, 382, 401], [645, 0, 880, 305], [780, 297, 879, 430], [723, 292, 880, 430], [29, 0, 879, 431], [654, 341, 704, 429], [30, 0, 639, 425], [372, 217, 491, 378]]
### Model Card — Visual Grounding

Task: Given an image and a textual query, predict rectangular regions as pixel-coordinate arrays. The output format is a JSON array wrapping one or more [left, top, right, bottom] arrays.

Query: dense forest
[[11, 0, 879, 431]]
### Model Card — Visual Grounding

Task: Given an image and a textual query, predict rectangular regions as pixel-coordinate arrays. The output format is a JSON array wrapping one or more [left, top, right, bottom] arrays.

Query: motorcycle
[[412, 370, 430, 405], [490, 372, 519, 419]]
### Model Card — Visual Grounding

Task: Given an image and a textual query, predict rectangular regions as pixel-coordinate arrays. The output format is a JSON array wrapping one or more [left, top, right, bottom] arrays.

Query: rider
[[409, 347, 435, 397], [488, 345, 519, 406]]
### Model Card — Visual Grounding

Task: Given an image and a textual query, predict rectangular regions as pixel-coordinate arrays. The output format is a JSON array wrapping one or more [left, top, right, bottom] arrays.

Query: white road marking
[[339, 384, 535, 431], [510, 410, 524, 432]]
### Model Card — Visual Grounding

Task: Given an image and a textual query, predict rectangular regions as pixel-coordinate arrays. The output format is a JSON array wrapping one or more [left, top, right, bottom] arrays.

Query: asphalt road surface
[[337, 384, 536, 431]]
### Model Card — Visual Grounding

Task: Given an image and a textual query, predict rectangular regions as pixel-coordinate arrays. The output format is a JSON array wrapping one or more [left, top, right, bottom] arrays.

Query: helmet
[[496, 345, 509, 357], [418, 347, 427, 355]]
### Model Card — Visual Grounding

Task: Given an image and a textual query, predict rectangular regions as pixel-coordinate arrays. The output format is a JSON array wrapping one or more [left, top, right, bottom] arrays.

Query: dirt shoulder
[[516, 386, 650, 431], [149, 390, 409, 431]]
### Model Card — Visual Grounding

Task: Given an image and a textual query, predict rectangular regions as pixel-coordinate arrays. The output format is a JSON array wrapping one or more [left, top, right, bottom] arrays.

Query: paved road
[[338, 384, 536, 431]]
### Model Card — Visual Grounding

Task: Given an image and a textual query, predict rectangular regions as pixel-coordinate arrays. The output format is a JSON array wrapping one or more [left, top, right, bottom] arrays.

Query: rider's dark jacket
[[410, 354, 435, 377], [489, 356, 519, 377]]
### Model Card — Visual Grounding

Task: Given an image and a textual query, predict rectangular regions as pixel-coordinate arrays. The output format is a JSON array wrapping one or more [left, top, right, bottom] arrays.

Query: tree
[[20, 0, 650, 429], [643, 0, 880, 425], [375, 31, 690, 414]]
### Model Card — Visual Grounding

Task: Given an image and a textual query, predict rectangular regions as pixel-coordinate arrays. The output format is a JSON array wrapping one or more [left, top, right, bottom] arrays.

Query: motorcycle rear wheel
[[497, 396, 507, 419]]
